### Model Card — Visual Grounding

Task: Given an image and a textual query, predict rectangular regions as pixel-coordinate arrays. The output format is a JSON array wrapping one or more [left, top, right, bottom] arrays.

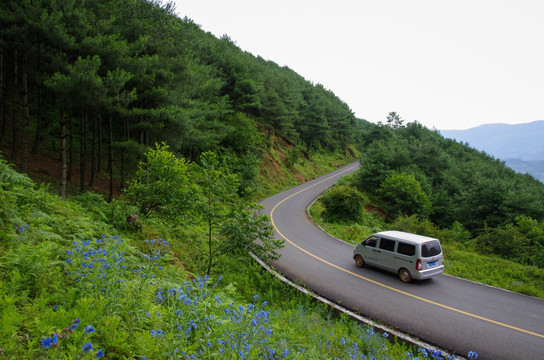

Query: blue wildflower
[[94, 349, 104, 358], [40, 333, 58, 348], [85, 325, 95, 334], [83, 342, 93, 353], [283, 349, 289, 356], [468, 351, 478, 359]]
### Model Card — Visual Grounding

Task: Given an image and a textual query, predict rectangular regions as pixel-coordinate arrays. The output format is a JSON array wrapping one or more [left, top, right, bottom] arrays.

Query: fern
[[0, 154, 34, 188]]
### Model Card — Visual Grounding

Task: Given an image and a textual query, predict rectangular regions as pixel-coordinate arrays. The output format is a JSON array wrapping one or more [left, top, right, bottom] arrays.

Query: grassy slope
[[257, 137, 360, 198], [5, 144, 441, 359]]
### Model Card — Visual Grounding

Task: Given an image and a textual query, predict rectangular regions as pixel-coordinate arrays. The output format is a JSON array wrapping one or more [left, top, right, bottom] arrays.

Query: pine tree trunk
[[59, 108, 67, 199], [10, 50, 18, 160], [108, 113, 114, 202], [32, 37, 43, 154], [0, 47, 5, 144], [306, 137, 313, 154], [32, 85, 43, 153], [67, 114, 73, 181], [89, 114, 97, 187], [97, 112, 102, 173], [21, 51, 30, 173], [120, 117, 130, 189], [80, 110, 86, 193]]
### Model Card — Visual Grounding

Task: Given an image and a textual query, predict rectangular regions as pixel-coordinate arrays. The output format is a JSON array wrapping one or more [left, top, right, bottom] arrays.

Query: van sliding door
[[375, 238, 396, 270]]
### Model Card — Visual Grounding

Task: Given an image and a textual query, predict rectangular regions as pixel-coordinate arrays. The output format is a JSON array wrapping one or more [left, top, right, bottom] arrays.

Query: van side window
[[379, 238, 396, 252], [397, 242, 415, 256], [364, 236, 378, 247]]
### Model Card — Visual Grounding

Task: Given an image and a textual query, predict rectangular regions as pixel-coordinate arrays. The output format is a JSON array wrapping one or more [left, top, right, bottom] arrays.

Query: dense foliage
[[356, 117, 544, 231], [0, 0, 365, 200], [324, 116, 544, 268], [320, 184, 368, 223], [1, 0, 542, 357], [0, 155, 444, 359], [124, 144, 282, 274]]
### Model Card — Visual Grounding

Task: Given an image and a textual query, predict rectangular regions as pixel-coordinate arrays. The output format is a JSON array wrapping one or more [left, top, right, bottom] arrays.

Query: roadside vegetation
[[1, 152, 458, 359], [2, 1, 540, 358], [310, 115, 544, 299]]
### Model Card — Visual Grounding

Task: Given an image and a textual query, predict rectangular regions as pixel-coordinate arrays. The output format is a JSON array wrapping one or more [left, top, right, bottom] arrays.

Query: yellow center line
[[269, 165, 544, 340]]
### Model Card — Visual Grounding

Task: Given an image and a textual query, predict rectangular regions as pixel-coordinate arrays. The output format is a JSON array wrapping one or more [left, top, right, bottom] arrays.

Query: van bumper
[[411, 265, 444, 280]]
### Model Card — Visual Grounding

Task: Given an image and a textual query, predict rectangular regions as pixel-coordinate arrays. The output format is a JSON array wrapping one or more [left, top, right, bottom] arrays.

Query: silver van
[[353, 230, 444, 282]]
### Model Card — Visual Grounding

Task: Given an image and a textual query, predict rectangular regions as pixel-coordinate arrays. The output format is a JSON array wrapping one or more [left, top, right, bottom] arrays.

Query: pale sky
[[173, 0, 544, 130]]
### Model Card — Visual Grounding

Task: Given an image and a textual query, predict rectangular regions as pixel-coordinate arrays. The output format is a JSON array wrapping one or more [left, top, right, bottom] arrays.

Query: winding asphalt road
[[260, 162, 544, 359]]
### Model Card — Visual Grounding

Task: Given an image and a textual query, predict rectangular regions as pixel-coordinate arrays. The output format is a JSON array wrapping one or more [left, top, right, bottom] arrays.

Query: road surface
[[260, 162, 544, 359]]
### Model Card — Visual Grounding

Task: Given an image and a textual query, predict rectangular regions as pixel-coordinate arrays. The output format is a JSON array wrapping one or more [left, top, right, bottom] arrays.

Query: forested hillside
[[440, 121, 544, 182], [322, 114, 544, 270], [0, 0, 366, 200], [3, 0, 544, 271], [358, 116, 544, 231], [2, 1, 544, 358]]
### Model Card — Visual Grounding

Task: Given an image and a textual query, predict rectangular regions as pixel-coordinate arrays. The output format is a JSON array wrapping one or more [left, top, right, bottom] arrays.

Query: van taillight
[[416, 259, 422, 270]]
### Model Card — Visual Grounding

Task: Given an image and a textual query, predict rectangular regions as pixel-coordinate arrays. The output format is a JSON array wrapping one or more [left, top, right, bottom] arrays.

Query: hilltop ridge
[[440, 120, 544, 181]]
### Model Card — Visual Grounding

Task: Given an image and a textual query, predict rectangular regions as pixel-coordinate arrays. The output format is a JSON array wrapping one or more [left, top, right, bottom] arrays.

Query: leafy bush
[[321, 184, 368, 223], [475, 227, 522, 261], [378, 172, 431, 219], [123, 143, 193, 220]]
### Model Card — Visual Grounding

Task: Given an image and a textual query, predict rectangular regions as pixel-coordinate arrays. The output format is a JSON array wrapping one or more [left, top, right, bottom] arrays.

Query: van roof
[[374, 230, 439, 244]]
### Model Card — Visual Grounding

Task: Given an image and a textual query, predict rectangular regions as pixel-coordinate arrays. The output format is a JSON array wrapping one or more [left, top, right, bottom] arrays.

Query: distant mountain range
[[440, 120, 544, 182]]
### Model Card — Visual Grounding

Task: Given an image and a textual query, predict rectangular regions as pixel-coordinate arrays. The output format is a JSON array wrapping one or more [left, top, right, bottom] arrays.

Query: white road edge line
[[250, 252, 459, 359]]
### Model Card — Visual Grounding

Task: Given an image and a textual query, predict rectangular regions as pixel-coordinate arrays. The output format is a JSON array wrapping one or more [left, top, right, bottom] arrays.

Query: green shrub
[[378, 172, 431, 219], [474, 227, 530, 264], [390, 215, 441, 239], [321, 184, 368, 223]]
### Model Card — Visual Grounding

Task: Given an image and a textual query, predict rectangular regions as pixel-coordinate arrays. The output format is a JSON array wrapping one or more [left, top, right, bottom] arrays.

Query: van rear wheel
[[398, 268, 412, 283], [354, 255, 365, 268]]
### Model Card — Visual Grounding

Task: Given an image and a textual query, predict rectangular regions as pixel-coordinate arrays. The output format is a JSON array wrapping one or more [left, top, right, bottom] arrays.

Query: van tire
[[398, 268, 412, 283], [354, 255, 365, 268]]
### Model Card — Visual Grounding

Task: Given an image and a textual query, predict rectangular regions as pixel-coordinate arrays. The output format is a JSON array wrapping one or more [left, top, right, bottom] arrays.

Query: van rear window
[[397, 242, 415, 256], [422, 241, 442, 257]]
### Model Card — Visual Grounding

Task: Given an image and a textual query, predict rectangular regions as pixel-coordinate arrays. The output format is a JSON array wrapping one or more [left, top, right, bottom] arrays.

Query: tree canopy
[[0, 0, 365, 198], [356, 117, 544, 233]]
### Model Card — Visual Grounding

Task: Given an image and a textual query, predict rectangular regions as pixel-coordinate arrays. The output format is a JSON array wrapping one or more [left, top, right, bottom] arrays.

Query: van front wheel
[[398, 268, 412, 283], [354, 255, 365, 268]]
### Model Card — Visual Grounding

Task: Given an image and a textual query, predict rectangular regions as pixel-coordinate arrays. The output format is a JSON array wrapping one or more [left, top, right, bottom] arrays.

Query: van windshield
[[421, 241, 442, 257]]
